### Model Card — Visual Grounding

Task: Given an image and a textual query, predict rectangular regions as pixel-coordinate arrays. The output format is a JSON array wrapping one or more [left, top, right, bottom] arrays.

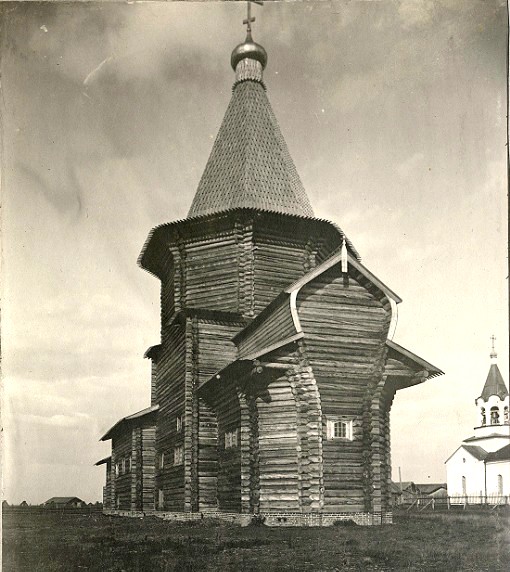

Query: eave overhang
[[100, 404, 159, 441], [386, 339, 443, 380], [138, 208, 360, 280]]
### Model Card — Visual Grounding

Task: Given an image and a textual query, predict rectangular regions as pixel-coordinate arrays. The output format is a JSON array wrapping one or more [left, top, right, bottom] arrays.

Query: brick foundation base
[[103, 510, 392, 526]]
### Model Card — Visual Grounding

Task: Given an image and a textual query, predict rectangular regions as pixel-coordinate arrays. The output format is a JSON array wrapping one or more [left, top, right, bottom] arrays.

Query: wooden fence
[[402, 495, 509, 511], [2, 506, 103, 516]]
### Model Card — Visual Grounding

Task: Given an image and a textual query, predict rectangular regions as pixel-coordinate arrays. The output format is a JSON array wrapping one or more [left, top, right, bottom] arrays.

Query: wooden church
[[97, 19, 442, 526]]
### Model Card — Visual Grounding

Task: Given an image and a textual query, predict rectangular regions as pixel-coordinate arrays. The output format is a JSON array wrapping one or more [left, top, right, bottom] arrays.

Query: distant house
[[43, 497, 85, 509], [390, 482, 447, 505], [2, 500, 9, 508], [19, 501, 28, 507], [415, 483, 448, 498], [390, 482, 418, 505]]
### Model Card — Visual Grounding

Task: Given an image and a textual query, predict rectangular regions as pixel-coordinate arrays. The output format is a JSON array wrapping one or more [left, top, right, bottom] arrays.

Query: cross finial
[[243, 1, 263, 35], [490, 335, 497, 360]]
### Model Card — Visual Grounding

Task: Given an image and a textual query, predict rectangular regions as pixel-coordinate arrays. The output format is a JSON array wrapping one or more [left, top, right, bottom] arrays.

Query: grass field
[[2, 509, 509, 571]]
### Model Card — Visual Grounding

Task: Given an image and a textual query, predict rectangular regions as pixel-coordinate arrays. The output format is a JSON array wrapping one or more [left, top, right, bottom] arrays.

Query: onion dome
[[231, 31, 267, 71]]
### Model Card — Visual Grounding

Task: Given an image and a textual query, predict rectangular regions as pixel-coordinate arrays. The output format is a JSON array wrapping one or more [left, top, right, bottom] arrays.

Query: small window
[[225, 429, 238, 449], [497, 474, 503, 496], [326, 419, 353, 440], [126, 455, 132, 473], [121, 458, 126, 474], [176, 414, 184, 433], [157, 489, 164, 510], [158, 452, 165, 470], [115, 463, 120, 478], [462, 476, 467, 495], [174, 445, 184, 466]]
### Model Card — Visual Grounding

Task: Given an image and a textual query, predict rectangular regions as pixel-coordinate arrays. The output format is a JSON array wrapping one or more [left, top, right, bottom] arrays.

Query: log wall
[[111, 432, 132, 510], [155, 214, 345, 326], [155, 321, 187, 510], [141, 425, 157, 510], [215, 386, 242, 512], [297, 265, 392, 512], [184, 234, 240, 312], [253, 238, 309, 314], [197, 398, 218, 511], [256, 374, 301, 512]]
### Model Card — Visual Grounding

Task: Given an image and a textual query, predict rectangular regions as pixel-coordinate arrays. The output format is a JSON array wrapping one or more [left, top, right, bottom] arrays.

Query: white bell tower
[[472, 336, 510, 451]]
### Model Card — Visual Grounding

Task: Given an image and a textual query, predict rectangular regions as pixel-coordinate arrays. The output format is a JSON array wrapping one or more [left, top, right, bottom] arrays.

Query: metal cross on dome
[[490, 334, 497, 358], [243, 1, 264, 34]]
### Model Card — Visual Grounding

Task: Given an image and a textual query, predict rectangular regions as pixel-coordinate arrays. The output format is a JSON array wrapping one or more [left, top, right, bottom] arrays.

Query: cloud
[[397, 0, 436, 29], [396, 152, 426, 180], [23, 412, 92, 429]]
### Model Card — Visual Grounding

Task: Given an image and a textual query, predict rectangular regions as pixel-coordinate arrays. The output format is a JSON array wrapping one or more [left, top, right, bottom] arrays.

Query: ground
[[2, 509, 509, 571]]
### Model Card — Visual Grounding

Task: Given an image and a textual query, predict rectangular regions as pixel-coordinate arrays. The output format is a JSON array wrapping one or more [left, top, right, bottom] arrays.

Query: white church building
[[445, 343, 509, 503]]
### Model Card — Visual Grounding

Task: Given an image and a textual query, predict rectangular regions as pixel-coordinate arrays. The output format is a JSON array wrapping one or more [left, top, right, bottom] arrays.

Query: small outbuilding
[[415, 483, 448, 498], [43, 497, 85, 509]]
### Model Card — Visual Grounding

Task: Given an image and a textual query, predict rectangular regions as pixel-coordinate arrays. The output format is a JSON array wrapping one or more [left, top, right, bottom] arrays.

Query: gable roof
[[187, 80, 314, 219], [100, 404, 159, 441], [445, 444, 489, 464], [233, 249, 403, 360], [233, 250, 443, 383], [462, 445, 489, 461], [44, 497, 84, 504], [94, 456, 111, 466], [464, 434, 510, 443], [486, 443, 510, 462], [390, 481, 415, 493], [479, 363, 508, 401], [415, 483, 447, 494], [286, 250, 403, 304]]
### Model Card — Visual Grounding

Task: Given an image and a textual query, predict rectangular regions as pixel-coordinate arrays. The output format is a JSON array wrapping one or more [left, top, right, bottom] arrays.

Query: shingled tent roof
[[479, 363, 508, 401], [187, 78, 314, 218]]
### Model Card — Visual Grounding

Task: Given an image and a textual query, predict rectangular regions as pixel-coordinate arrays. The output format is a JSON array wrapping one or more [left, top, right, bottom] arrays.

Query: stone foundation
[[103, 510, 392, 527]]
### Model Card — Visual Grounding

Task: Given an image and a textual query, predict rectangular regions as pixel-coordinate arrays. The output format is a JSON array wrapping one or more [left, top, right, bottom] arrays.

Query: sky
[[1, 0, 508, 504]]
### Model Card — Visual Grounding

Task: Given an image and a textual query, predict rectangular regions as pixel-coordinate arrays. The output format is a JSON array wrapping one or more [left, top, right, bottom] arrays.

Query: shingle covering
[[188, 80, 314, 218], [479, 363, 508, 401]]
